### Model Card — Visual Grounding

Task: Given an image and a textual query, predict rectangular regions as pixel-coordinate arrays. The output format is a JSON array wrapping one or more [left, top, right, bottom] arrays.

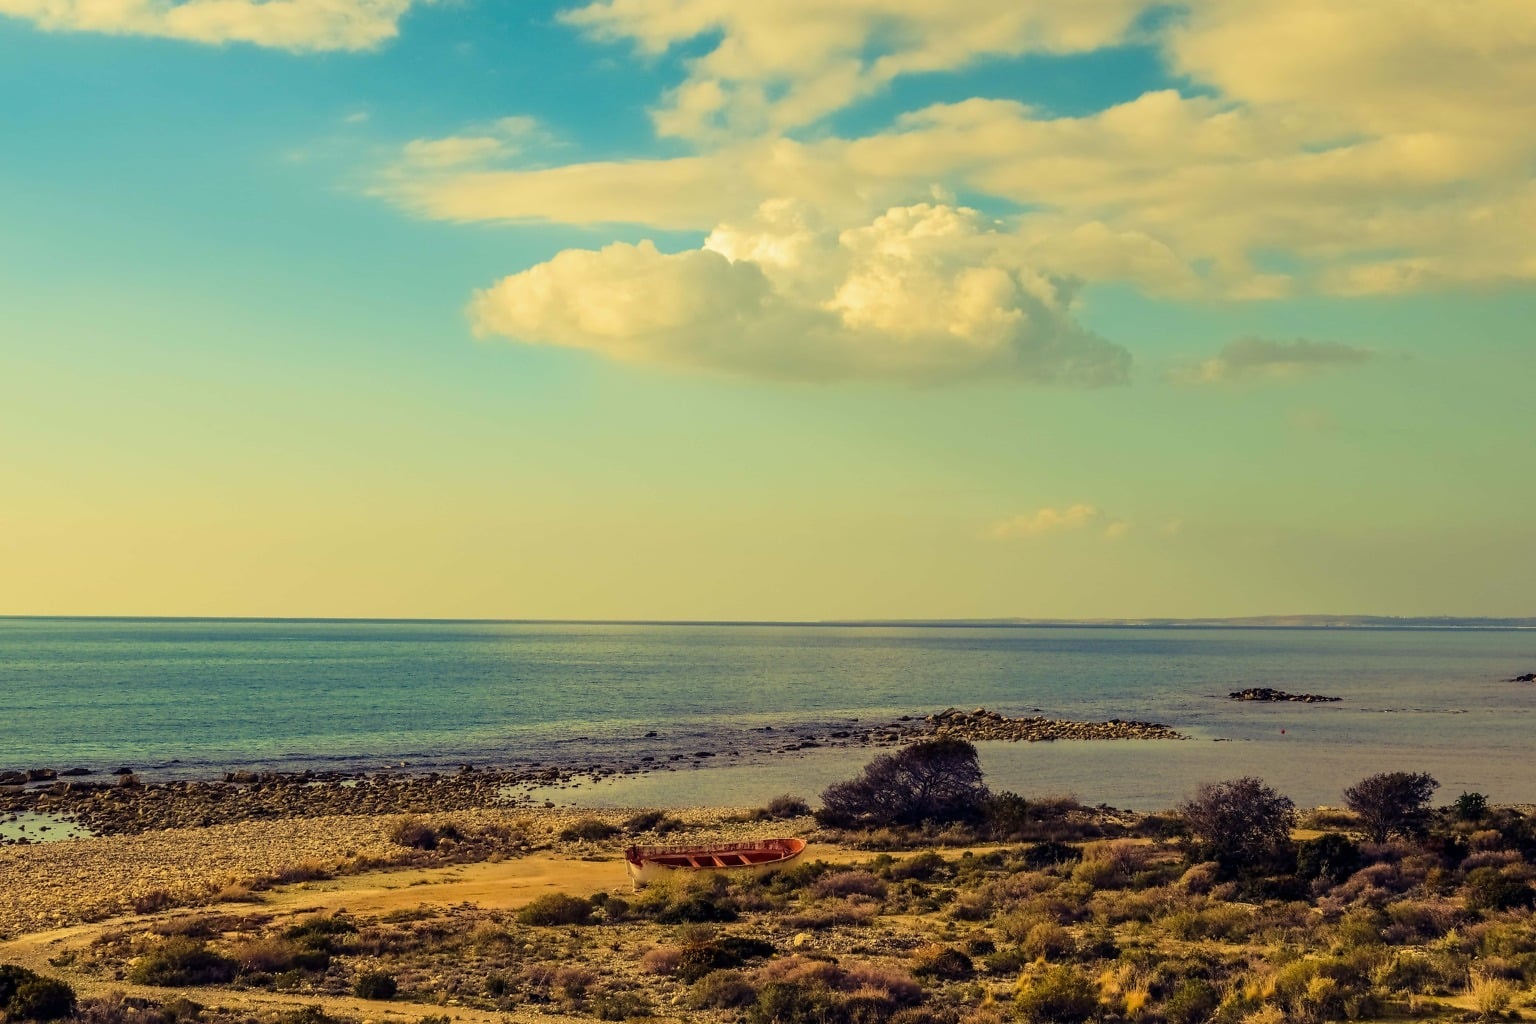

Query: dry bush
[[1179, 862, 1221, 894], [948, 891, 993, 922], [259, 861, 330, 887], [812, 871, 887, 900], [1020, 923, 1076, 962], [1470, 972, 1515, 1017], [229, 937, 304, 974], [639, 946, 681, 976]]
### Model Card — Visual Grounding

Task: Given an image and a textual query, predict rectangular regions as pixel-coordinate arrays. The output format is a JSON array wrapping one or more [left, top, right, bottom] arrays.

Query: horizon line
[[1, 613, 1534, 630]]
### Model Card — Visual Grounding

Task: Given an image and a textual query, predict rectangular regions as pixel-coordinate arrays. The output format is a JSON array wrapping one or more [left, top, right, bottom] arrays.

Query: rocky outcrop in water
[[1228, 687, 1341, 703], [1510, 673, 1536, 683], [918, 707, 1183, 742]]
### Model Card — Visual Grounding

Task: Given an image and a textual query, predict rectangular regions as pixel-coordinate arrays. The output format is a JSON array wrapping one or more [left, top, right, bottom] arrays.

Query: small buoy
[[1280, 729, 1286, 734]]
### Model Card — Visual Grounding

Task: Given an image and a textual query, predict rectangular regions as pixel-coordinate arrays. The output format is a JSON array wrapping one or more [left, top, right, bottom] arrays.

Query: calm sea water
[[2, 618, 1533, 809]]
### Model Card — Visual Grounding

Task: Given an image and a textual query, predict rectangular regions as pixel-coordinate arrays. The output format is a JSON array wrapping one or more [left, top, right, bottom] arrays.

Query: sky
[[1, 0, 1533, 620]]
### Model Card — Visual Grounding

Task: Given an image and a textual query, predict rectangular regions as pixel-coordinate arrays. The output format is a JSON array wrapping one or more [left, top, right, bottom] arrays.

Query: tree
[[1178, 777, 1296, 869], [817, 737, 989, 828], [1343, 772, 1439, 842]]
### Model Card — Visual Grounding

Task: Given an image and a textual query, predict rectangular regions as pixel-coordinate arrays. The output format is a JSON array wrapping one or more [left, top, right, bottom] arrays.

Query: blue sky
[[1, 0, 1532, 619]]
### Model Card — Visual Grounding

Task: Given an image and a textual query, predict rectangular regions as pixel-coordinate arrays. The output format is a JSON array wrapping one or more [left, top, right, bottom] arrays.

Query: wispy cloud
[[1176, 337, 1377, 384], [989, 504, 1123, 539], [0, 0, 423, 51]]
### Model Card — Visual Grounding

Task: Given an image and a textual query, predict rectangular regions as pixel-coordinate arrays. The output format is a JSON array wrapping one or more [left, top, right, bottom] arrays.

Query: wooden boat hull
[[624, 837, 806, 886]]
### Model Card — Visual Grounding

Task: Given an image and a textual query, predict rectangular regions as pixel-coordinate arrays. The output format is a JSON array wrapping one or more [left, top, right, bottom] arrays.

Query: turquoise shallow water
[[2, 618, 1533, 809]]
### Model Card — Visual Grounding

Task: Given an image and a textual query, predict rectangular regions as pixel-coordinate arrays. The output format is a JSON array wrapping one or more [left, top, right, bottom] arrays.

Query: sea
[[3, 618, 1534, 812]]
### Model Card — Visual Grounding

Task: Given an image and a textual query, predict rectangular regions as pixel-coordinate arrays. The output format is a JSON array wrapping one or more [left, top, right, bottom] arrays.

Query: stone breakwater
[[1228, 687, 1342, 703]]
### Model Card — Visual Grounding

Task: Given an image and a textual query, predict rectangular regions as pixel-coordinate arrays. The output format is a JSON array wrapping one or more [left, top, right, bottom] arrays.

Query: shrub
[[229, 938, 318, 975], [559, 817, 621, 842], [591, 991, 653, 1021], [984, 791, 1031, 839], [516, 893, 594, 926], [128, 940, 239, 986], [1163, 980, 1218, 1024], [675, 936, 775, 982], [890, 851, 949, 882], [353, 971, 397, 999], [0, 965, 39, 1008], [687, 969, 757, 1009], [621, 810, 674, 834], [1343, 772, 1438, 843], [1024, 841, 1082, 869], [812, 871, 887, 900], [762, 795, 813, 819], [0, 967, 76, 1022], [1297, 833, 1361, 885], [1465, 867, 1536, 912], [1454, 792, 1490, 822], [747, 981, 842, 1024], [1179, 777, 1295, 869], [1015, 965, 1099, 1024], [818, 738, 989, 829], [388, 817, 438, 850], [912, 946, 974, 981], [1020, 923, 1076, 961]]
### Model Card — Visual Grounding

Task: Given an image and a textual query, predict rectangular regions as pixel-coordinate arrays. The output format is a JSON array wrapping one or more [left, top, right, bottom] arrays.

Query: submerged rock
[[1509, 672, 1536, 683], [1228, 687, 1341, 703]]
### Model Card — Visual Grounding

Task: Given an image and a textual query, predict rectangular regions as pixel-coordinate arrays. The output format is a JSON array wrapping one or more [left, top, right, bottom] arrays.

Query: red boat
[[624, 837, 806, 885]]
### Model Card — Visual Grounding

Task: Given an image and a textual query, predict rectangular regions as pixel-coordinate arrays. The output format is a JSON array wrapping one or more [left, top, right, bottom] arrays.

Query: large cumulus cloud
[[470, 202, 1131, 385]]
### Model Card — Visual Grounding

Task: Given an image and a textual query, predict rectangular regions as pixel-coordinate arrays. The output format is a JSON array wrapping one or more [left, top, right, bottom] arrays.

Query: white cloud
[[0, 0, 422, 50], [379, 1, 1536, 301], [469, 202, 1131, 385], [989, 505, 1106, 539], [1178, 337, 1377, 385], [560, 0, 1149, 139]]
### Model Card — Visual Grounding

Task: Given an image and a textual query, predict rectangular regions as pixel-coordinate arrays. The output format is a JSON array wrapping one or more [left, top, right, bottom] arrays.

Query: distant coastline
[[3, 613, 1535, 629]]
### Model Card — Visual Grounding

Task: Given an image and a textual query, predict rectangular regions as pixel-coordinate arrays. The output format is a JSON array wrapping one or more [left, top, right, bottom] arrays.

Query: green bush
[[388, 817, 438, 850], [675, 937, 775, 982], [1163, 980, 1218, 1024], [687, 970, 757, 1009], [1466, 867, 1536, 912], [353, 971, 397, 1000], [1296, 833, 1361, 884], [128, 939, 239, 986], [516, 893, 594, 926], [621, 810, 678, 834], [889, 851, 949, 882], [912, 947, 973, 981], [591, 990, 653, 1021], [0, 965, 38, 1008], [818, 738, 989, 829], [1023, 840, 1082, 869], [747, 981, 842, 1024], [0, 966, 76, 1022], [1015, 966, 1099, 1024]]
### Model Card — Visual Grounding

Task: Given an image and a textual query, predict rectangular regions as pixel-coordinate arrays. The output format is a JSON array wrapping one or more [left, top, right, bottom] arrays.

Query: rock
[[59, 768, 92, 777], [1228, 687, 1341, 703], [25, 769, 57, 782], [792, 932, 814, 948], [111, 767, 135, 776], [1509, 673, 1536, 683]]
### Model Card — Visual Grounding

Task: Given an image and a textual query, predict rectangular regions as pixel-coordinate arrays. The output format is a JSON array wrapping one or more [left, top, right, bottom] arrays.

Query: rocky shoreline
[[1228, 687, 1342, 703], [1, 707, 1181, 840]]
